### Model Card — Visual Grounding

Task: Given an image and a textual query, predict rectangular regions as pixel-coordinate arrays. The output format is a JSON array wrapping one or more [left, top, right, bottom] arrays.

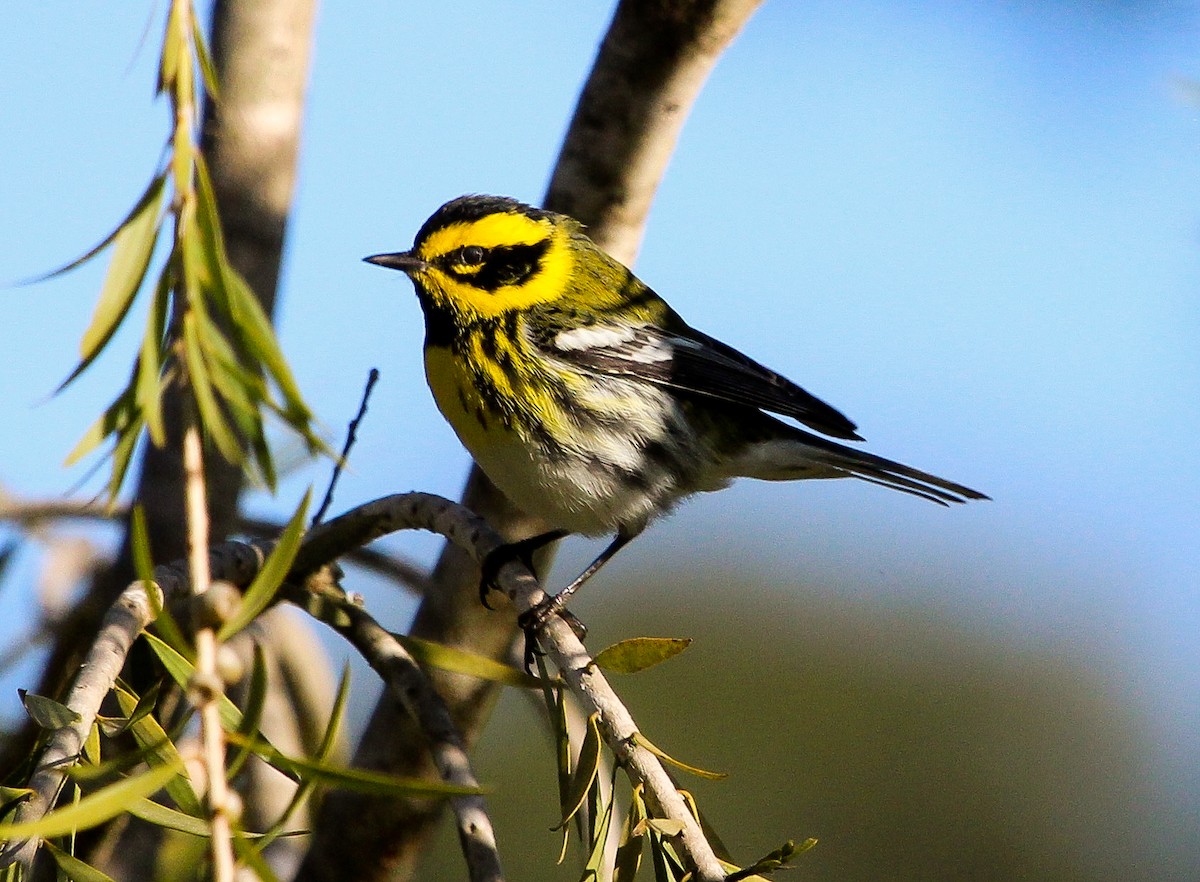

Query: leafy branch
[[56, 0, 323, 502]]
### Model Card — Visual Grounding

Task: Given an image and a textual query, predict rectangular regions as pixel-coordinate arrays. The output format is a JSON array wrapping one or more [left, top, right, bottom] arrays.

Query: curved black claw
[[516, 596, 589, 672], [478, 530, 569, 610]]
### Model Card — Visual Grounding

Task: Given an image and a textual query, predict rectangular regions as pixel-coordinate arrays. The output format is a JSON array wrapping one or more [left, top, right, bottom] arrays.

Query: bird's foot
[[517, 597, 587, 672], [477, 529, 569, 609]]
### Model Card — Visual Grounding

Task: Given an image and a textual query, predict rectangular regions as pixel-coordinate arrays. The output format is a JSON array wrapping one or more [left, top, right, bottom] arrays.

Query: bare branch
[[297, 569, 504, 882], [0, 492, 430, 595], [0, 581, 157, 870]]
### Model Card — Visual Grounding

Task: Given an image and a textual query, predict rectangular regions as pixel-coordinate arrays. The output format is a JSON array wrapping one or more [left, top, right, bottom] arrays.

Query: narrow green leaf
[[648, 825, 672, 882], [82, 723, 101, 766], [218, 491, 309, 641], [20, 691, 81, 730], [0, 763, 180, 840], [29, 174, 166, 286], [191, 159, 237, 325], [218, 260, 323, 457], [114, 684, 201, 816], [43, 840, 118, 882], [158, 0, 183, 93], [64, 387, 136, 467], [135, 270, 172, 447], [554, 713, 602, 831], [594, 637, 692, 675], [127, 796, 209, 838], [613, 786, 646, 882], [233, 834, 282, 882], [59, 176, 165, 391], [131, 506, 192, 659], [633, 732, 727, 781], [106, 414, 144, 503], [724, 838, 818, 882], [316, 662, 351, 764], [224, 732, 479, 799], [645, 818, 685, 837], [227, 643, 269, 780], [182, 312, 242, 463], [188, 6, 220, 100], [249, 662, 351, 858], [142, 632, 251, 737], [579, 767, 617, 882], [394, 633, 545, 689]]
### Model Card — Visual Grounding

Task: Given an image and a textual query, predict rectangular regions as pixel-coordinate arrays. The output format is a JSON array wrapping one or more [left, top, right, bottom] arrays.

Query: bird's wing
[[542, 320, 863, 441]]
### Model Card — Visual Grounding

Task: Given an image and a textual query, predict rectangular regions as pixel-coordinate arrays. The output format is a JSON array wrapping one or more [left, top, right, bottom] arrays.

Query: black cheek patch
[[473, 239, 551, 291]]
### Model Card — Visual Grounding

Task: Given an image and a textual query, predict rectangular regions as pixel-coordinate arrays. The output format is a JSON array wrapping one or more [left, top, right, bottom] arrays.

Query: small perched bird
[[367, 195, 987, 634]]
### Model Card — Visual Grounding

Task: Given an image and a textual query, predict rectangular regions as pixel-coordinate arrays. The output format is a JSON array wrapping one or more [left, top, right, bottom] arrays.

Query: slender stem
[[183, 424, 235, 882]]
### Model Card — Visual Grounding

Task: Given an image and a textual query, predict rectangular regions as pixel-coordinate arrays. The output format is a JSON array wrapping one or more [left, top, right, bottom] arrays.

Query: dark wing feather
[[543, 321, 863, 441]]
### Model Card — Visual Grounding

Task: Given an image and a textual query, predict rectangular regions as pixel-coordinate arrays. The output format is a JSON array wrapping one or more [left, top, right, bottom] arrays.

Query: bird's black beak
[[364, 251, 428, 274]]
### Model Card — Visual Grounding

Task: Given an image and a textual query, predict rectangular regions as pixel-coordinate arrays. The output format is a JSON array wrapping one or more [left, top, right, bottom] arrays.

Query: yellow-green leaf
[[581, 770, 616, 881], [114, 684, 200, 816], [614, 786, 647, 882], [593, 637, 692, 675], [182, 312, 242, 463], [142, 632, 252, 738], [29, 174, 165, 286], [395, 633, 545, 689], [633, 732, 727, 781], [66, 175, 164, 383], [248, 662, 351, 858], [227, 644, 269, 780], [136, 270, 172, 447], [218, 491, 309, 641], [126, 796, 209, 838], [64, 387, 136, 467], [645, 818, 685, 837], [43, 840, 118, 882], [224, 732, 479, 799], [131, 506, 191, 659], [0, 763, 180, 840], [188, 6, 220, 100], [20, 691, 81, 730], [554, 713, 602, 831]]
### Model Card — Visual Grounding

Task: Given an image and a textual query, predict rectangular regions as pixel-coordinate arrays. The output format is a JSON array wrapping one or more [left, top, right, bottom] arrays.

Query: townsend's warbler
[[367, 195, 987, 626]]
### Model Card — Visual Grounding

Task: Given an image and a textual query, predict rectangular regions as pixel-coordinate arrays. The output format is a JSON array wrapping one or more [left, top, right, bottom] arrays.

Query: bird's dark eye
[[459, 245, 485, 265]]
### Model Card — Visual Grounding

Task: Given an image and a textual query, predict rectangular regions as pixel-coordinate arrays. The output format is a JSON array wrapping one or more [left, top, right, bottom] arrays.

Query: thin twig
[[312, 368, 380, 528], [292, 571, 504, 882], [181, 425, 236, 882]]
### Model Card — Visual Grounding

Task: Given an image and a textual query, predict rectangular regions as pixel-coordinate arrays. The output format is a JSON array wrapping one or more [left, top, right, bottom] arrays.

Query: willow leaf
[[62, 176, 165, 390], [43, 841, 118, 882], [594, 637, 692, 675], [633, 732, 727, 781], [0, 763, 180, 840], [394, 633, 543, 689], [554, 713, 602, 831], [217, 490, 309, 641]]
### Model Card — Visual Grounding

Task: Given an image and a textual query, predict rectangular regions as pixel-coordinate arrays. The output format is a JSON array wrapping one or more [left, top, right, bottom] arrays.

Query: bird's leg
[[478, 528, 569, 609], [517, 526, 639, 668]]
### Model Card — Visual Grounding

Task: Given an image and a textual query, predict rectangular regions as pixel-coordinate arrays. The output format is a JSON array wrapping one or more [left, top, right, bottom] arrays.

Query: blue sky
[[2, 0, 1198, 842]]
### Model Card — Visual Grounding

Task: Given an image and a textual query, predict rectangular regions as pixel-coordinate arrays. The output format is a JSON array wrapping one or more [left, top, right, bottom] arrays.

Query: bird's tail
[[734, 418, 989, 506]]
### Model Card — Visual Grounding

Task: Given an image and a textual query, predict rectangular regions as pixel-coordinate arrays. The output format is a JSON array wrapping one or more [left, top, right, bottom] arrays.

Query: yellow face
[[406, 202, 576, 321]]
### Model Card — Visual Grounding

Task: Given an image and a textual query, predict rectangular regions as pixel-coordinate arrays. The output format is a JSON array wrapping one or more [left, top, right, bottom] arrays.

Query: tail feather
[[800, 431, 989, 506], [730, 416, 989, 505]]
